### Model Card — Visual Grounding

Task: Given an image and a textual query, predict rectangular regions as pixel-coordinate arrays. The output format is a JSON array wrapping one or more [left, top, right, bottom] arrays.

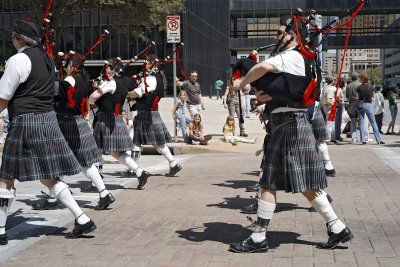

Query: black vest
[[54, 73, 90, 116], [96, 77, 128, 115], [8, 47, 55, 117], [136, 90, 159, 112]]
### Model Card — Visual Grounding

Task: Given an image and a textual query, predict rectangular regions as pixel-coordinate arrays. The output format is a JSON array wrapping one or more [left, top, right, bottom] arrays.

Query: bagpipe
[[42, 0, 56, 59], [231, 0, 368, 117]]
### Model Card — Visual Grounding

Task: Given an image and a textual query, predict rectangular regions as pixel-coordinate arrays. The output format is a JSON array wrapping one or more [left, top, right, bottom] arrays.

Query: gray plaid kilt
[[57, 115, 101, 168], [133, 111, 172, 145], [0, 111, 81, 181], [260, 111, 327, 193], [93, 112, 133, 152], [307, 102, 329, 142]]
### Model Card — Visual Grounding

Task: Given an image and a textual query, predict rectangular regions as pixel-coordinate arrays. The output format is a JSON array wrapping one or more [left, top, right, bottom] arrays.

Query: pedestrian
[[229, 15, 352, 253], [334, 79, 346, 142], [321, 75, 336, 140], [173, 90, 192, 142], [128, 55, 182, 177], [345, 72, 363, 143], [223, 116, 256, 145], [0, 18, 96, 245], [223, 84, 248, 137], [386, 87, 398, 135], [89, 59, 150, 189], [373, 85, 384, 134], [357, 73, 385, 145], [176, 70, 205, 118], [187, 113, 211, 145], [215, 77, 223, 100]]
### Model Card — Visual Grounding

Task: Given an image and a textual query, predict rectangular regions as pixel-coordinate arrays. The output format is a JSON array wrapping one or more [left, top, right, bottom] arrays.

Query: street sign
[[167, 15, 181, 43]]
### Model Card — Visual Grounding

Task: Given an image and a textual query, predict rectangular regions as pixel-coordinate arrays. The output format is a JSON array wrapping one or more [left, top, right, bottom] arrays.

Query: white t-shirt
[[98, 79, 116, 95], [134, 75, 157, 98], [64, 76, 76, 87], [264, 47, 305, 76], [0, 46, 32, 100]]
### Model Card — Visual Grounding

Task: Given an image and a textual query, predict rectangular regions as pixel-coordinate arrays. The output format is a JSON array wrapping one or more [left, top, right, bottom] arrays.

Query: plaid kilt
[[260, 111, 327, 193], [93, 112, 133, 152], [306, 102, 329, 142], [133, 111, 172, 145], [57, 115, 101, 168], [0, 111, 81, 181]]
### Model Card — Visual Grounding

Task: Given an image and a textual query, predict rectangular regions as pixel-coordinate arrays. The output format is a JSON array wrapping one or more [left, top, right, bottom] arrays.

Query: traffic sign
[[167, 15, 181, 43]]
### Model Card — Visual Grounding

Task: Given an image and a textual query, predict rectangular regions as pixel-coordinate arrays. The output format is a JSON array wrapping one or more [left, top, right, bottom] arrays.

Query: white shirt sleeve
[[64, 76, 76, 87], [98, 79, 116, 94], [134, 76, 157, 98], [265, 49, 305, 76], [0, 53, 32, 100]]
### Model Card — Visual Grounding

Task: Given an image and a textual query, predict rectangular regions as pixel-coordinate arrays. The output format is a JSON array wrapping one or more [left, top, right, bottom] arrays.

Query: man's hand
[[255, 90, 272, 103]]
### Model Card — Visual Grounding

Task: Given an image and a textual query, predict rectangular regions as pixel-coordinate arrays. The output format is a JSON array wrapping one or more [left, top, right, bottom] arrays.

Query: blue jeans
[[176, 109, 192, 140], [359, 102, 382, 143]]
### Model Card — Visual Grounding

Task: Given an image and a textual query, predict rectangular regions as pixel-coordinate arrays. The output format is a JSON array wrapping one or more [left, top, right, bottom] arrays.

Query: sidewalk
[[0, 98, 400, 266]]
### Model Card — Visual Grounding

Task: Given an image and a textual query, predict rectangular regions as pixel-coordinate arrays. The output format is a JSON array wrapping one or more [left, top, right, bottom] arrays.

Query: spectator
[[223, 116, 256, 145], [334, 79, 345, 142], [176, 70, 204, 118], [386, 87, 399, 135], [345, 72, 363, 143], [214, 78, 223, 100], [223, 84, 248, 137], [373, 86, 384, 134], [243, 85, 256, 118], [173, 90, 192, 142], [356, 73, 384, 144], [321, 75, 336, 140], [187, 114, 211, 145]]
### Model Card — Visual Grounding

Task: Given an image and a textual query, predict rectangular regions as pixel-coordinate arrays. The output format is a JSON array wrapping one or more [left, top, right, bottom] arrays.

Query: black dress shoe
[[94, 193, 115, 210], [229, 237, 268, 253], [165, 164, 182, 177], [245, 183, 260, 192], [0, 233, 8, 246], [69, 219, 97, 238], [325, 169, 336, 177], [80, 184, 98, 193], [362, 142, 367, 145], [31, 199, 60, 210], [317, 226, 353, 249], [379, 141, 385, 145], [137, 171, 150, 190], [241, 201, 258, 214], [335, 137, 344, 142], [240, 132, 248, 137]]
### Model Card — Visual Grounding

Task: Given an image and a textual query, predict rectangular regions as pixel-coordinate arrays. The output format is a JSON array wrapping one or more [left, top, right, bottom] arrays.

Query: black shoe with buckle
[[229, 237, 268, 253], [0, 233, 8, 246], [94, 193, 115, 210], [325, 168, 336, 177], [241, 201, 258, 214], [31, 198, 60, 210], [137, 171, 150, 190], [317, 225, 353, 249], [69, 219, 97, 238], [246, 183, 260, 192], [80, 184, 98, 193], [165, 163, 182, 177]]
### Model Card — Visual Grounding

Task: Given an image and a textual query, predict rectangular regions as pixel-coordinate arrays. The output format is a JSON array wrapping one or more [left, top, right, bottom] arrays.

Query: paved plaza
[[0, 97, 400, 266]]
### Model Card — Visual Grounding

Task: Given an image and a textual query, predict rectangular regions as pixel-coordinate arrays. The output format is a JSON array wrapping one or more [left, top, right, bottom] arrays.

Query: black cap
[[12, 18, 40, 42]]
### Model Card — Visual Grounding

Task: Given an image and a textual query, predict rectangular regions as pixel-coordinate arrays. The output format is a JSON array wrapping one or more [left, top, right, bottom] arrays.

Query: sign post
[[167, 15, 181, 142]]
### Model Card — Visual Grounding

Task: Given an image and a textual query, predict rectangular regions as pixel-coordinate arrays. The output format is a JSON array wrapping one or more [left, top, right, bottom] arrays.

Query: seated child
[[223, 116, 256, 145], [187, 113, 211, 145]]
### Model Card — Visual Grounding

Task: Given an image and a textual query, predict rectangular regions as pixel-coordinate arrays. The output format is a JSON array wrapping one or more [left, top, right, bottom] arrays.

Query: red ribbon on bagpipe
[[42, 0, 55, 59], [71, 30, 110, 77]]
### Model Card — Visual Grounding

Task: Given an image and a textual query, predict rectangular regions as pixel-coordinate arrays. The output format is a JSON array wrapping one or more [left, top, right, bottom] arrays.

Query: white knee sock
[[82, 164, 109, 198], [0, 189, 15, 235], [318, 142, 334, 170], [50, 182, 89, 225], [310, 192, 346, 234], [118, 152, 142, 176], [250, 199, 276, 243], [156, 145, 177, 167]]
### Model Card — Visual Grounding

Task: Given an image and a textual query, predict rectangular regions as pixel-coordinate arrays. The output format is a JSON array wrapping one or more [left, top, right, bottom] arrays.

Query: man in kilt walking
[[0, 18, 96, 245], [128, 55, 182, 177], [229, 16, 353, 253], [89, 61, 150, 189]]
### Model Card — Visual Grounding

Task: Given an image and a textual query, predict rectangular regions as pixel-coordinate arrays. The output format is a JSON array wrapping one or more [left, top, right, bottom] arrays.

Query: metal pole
[[173, 42, 177, 142]]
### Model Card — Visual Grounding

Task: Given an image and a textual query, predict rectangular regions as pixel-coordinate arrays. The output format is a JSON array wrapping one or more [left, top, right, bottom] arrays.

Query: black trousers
[[375, 113, 383, 132]]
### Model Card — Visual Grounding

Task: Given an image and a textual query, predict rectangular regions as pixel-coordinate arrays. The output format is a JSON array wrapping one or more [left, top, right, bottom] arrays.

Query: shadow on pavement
[[67, 181, 125, 191], [176, 222, 317, 248], [212, 180, 256, 189]]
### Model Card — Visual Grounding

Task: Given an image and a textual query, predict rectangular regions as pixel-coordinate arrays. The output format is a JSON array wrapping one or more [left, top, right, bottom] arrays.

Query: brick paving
[[0, 98, 400, 266]]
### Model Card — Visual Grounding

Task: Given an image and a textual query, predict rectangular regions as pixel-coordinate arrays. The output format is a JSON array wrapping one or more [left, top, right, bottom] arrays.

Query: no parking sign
[[167, 15, 181, 43]]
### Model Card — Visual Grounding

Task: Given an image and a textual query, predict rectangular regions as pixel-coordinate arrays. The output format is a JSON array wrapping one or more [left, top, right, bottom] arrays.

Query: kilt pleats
[[260, 112, 327, 193], [0, 111, 81, 181], [133, 111, 171, 145]]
